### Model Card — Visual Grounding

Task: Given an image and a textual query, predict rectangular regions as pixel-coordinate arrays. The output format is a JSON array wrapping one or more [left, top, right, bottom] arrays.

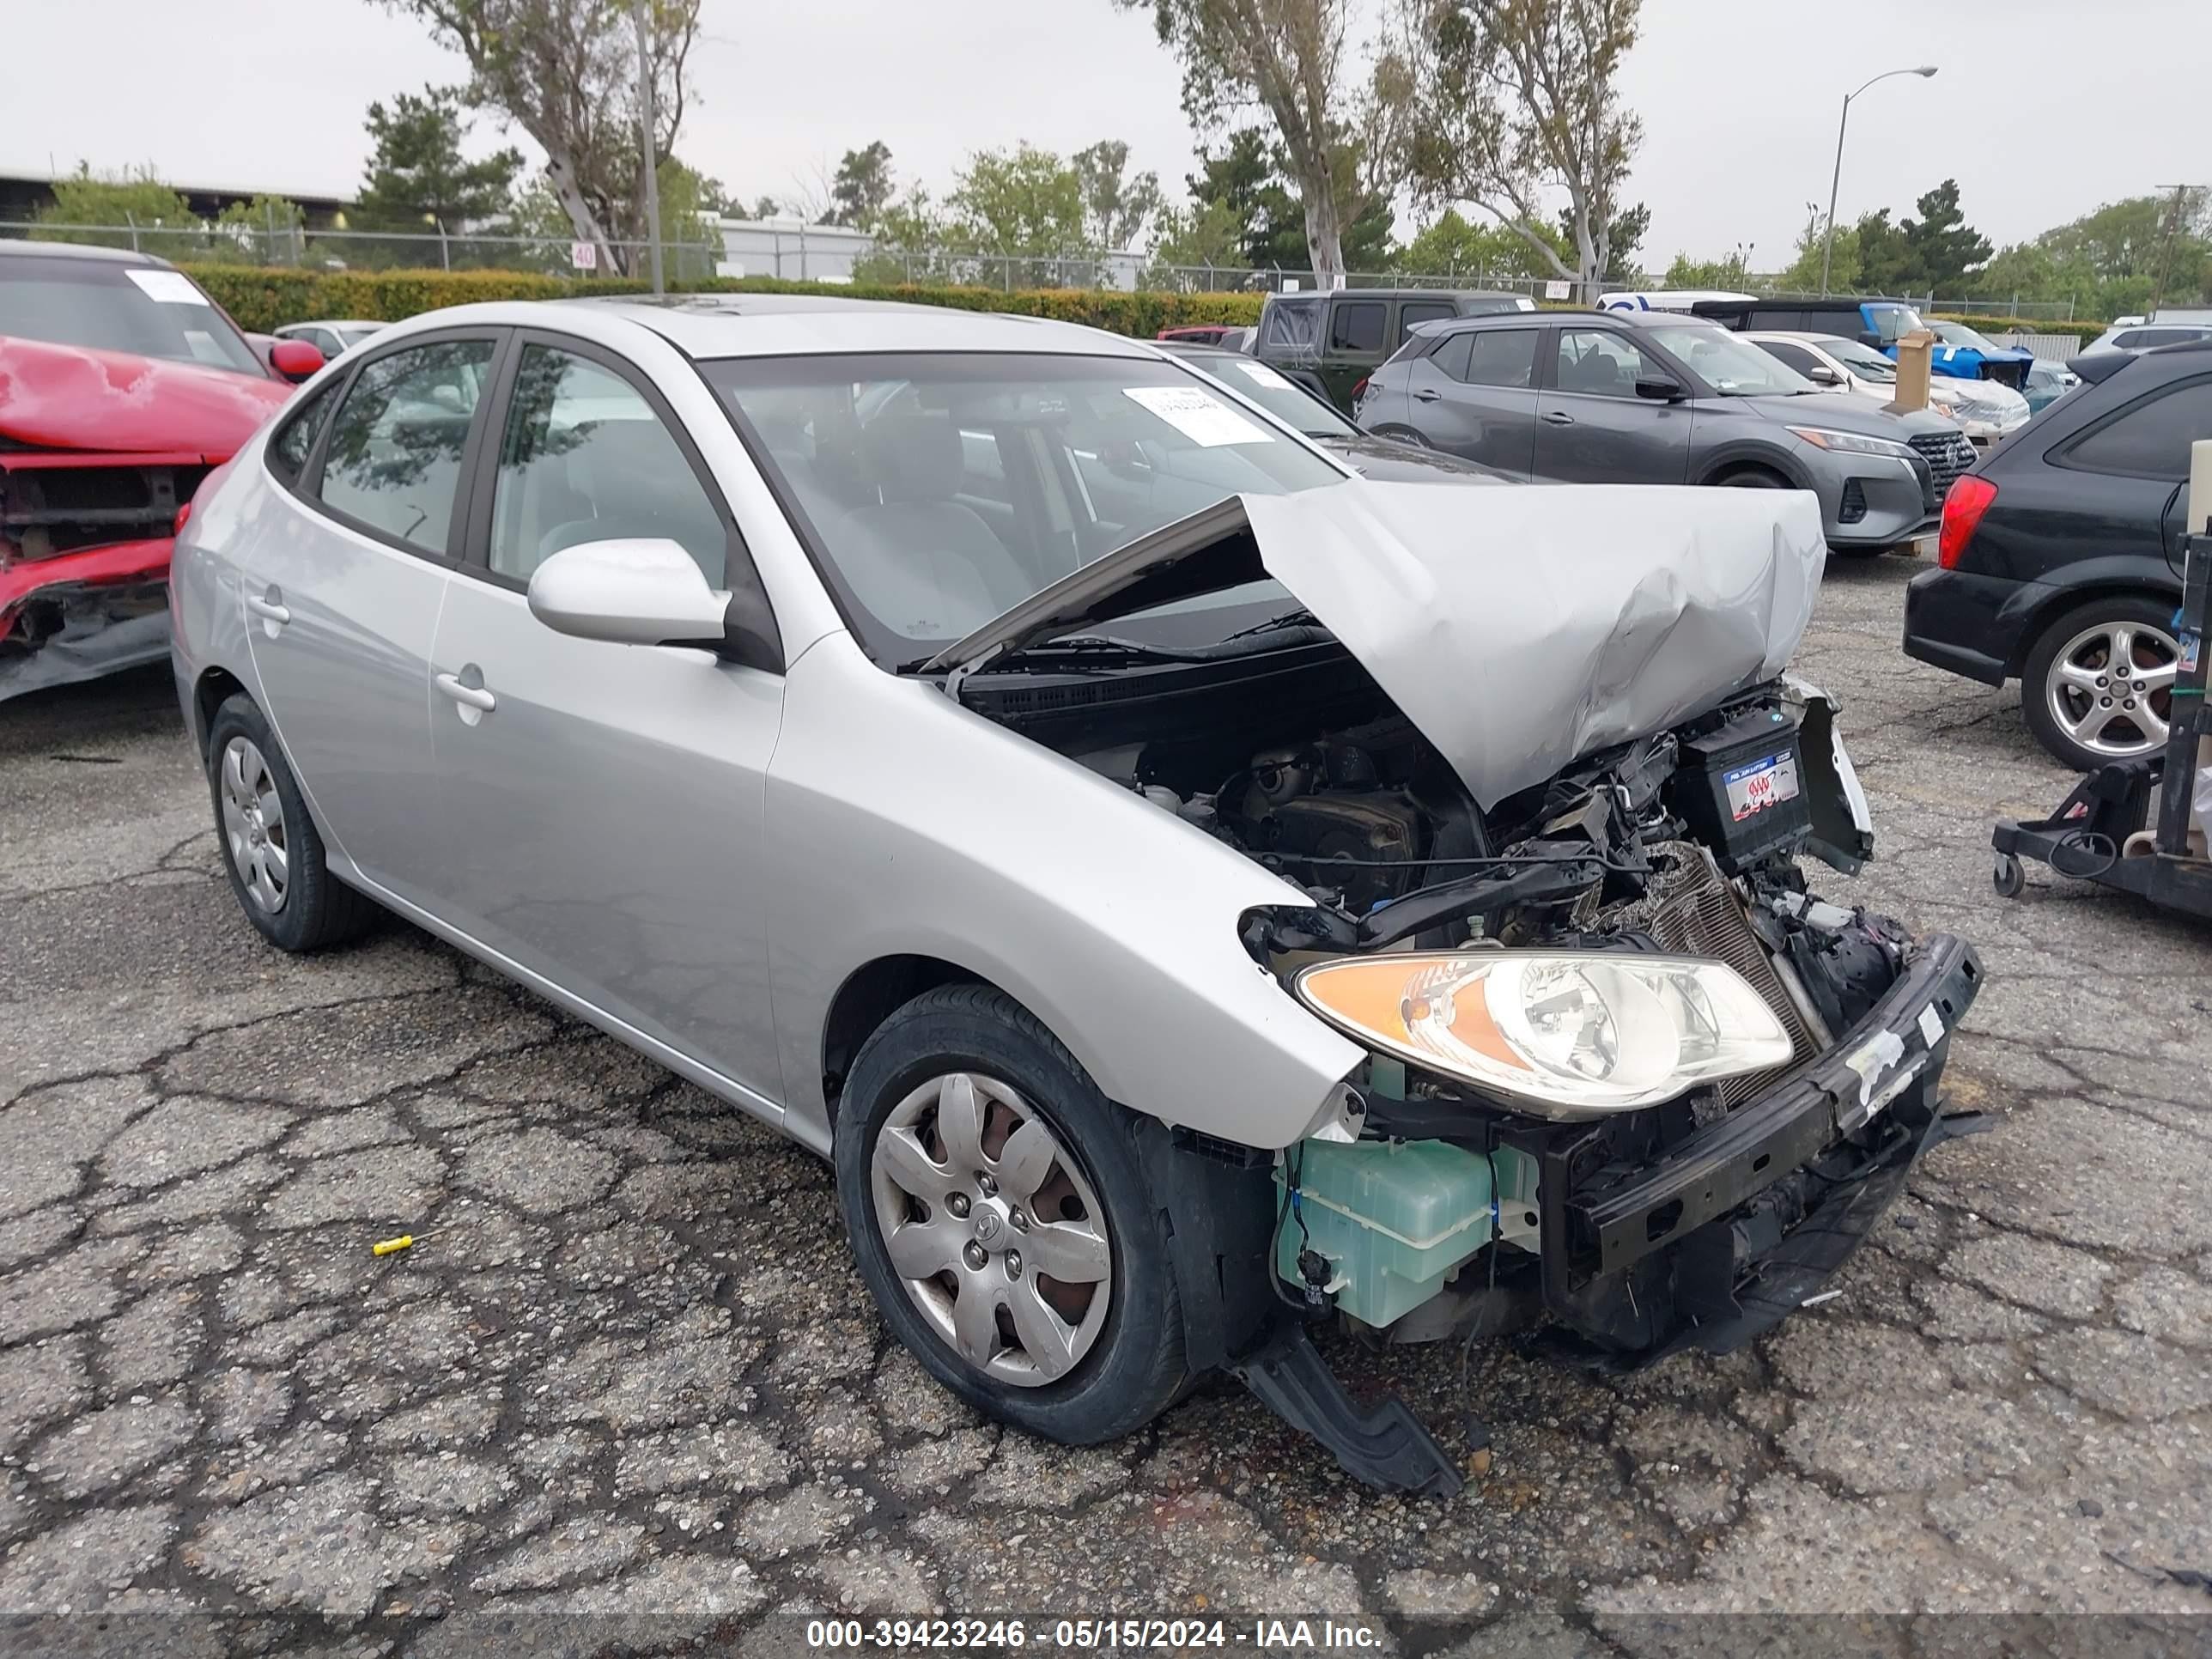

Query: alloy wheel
[[2044, 620, 2179, 760], [218, 736, 289, 913], [868, 1071, 1112, 1387]]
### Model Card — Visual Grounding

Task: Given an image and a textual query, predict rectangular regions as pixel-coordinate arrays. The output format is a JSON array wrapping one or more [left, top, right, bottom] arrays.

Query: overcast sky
[[7, 0, 2205, 270]]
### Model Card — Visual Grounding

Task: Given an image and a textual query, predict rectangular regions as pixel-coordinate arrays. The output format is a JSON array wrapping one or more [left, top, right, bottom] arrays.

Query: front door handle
[[1413, 387, 1443, 402], [246, 588, 290, 627], [1541, 410, 1577, 427], [435, 670, 496, 714]]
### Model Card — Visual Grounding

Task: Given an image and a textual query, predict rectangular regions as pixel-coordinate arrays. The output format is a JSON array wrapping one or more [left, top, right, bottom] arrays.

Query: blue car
[[1689, 297, 2033, 390]]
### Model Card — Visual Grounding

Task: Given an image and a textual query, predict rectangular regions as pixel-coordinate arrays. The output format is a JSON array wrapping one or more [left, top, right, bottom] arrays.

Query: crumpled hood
[[936, 481, 1826, 811], [1245, 483, 1825, 807], [0, 335, 291, 456]]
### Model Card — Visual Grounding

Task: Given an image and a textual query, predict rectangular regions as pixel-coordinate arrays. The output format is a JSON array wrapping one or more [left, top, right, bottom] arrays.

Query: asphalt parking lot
[[3, 551, 2210, 1652]]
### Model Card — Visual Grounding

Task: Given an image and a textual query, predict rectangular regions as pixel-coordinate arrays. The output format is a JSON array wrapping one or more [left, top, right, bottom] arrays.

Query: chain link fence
[[3, 222, 724, 283]]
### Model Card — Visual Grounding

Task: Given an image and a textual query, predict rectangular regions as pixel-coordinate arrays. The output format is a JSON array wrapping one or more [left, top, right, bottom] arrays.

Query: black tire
[[2019, 593, 2180, 772], [835, 983, 1188, 1445], [1716, 465, 1788, 489], [204, 695, 379, 952]]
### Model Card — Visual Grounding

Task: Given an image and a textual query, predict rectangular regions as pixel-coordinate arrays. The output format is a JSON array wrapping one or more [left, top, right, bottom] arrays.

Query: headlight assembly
[[1786, 425, 1916, 460], [1294, 951, 1794, 1117]]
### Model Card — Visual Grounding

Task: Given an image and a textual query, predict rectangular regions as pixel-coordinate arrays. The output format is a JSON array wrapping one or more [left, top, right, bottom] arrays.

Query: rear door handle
[[434, 671, 496, 714], [1542, 410, 1577, 426], [246, 590, 290, 626], [1413, 387, 1443, 402]]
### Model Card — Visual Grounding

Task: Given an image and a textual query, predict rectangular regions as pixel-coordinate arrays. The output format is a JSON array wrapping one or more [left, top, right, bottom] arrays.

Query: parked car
[[0, 239, 313, 698], [1598, 289, 1758, 313], [1255, 288, 1535, 414], [170, 295, 1978, 1490], [1157, 341, 1508, 483], [276, 319, 386, 359], [1692, 297, 2032, 390], [2023, 358, 2080, 414], [1904, 339, 2212, 769], [1358, 309, 1972, 553], [2079, 320, 2212, 356], [1742, 331, 2030, 448]]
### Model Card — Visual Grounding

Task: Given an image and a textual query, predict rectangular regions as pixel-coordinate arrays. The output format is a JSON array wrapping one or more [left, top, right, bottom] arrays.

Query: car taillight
[[1351, 377, 1369, 403], [173, 500, 192, 537], [1938, 475, 1996, 568]]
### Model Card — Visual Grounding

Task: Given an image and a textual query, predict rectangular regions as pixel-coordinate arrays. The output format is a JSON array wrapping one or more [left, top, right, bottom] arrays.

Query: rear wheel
[[2021, 595, 2179, 770], [205, 696, 378, 952], [834, 984, 1188, 1444]]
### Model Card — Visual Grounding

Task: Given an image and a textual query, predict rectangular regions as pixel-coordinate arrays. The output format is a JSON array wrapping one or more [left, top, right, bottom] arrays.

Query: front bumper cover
[[0, 536, 174, 701], [1527, 931, 1983, 1369]]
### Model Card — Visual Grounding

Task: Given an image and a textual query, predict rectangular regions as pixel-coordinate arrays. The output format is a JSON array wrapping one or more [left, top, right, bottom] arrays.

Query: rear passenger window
[[265, 382, 337, 483], [1462, 329, 1539, 388], [1328, 301, 1386, 354], [314, 338, 493, 555], [1396, 301, 1455, 345], [1263, 301, 1321, 349], [2059, 377, 2212, 479], [489, 343, 728, 586]]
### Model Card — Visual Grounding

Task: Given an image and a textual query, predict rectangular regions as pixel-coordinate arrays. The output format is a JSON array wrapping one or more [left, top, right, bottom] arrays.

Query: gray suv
[[1357, 310, 1973, 553]]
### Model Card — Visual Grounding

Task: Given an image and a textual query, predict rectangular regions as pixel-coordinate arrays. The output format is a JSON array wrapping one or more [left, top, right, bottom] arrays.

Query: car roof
[[1741, 331, 1862, 347], [1266, 287, 1527, 302], [362, 293, 1166, 362], [283, 319, 384, 331], [0, 236, 173, 269]]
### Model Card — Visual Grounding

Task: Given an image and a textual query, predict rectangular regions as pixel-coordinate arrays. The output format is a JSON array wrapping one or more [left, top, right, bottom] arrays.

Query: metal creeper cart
[[1992, 442, 2212, 920]]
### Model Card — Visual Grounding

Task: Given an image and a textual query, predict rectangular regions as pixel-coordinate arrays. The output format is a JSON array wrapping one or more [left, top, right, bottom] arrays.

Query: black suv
[[1903, 341, 2211, 769], [1255, 288, 1534, 414]]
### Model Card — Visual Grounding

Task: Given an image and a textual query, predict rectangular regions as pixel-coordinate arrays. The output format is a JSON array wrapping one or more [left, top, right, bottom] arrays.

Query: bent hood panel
[[0, 336, 290, 456], [1246, 483, 1825, 807]]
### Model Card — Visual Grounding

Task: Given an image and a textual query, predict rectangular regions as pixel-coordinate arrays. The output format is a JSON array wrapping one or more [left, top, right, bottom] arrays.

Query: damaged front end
[[944, 483, 1984, 1496], [0, 449, 205, 698]]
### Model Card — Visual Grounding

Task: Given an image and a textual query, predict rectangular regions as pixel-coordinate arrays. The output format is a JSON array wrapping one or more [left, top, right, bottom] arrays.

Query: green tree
[[380, 0, 702, 275], [1142, 200, 1250, 284], [823, 141, 896, 229], [1116, 0, 1395, 287], [1187, 126, 1394, 275], [355, 86, 525, 234], [1564, 201, 1648, 280], [1852, 209, 1916, 295], [945, 143, 1087, 258], [1661, 246, 1751, 290], [1899, 179, 1990, 295], [33, 164, 197, 252], [1392, 0, 1644, 299], [1395, 207, 1558, 278], [204, 196, 308, 264], [1072, 139, 1166, 250]]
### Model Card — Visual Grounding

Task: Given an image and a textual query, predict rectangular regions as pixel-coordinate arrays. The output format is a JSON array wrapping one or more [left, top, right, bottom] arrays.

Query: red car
[[0, 240, 322, 698]]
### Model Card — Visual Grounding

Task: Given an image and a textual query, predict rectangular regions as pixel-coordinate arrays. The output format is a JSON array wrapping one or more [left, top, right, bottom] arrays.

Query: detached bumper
[[0, 537, 173, 701], [1533, 933, 1983, 1368]]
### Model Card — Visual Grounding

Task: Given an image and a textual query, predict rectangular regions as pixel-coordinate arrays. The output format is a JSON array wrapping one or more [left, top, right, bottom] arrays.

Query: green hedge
[[183, 265, 2099, 349], [188, 264, 1266, 338]]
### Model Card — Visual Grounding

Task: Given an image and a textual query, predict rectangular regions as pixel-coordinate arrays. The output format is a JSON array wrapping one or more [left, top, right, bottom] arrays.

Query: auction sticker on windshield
[[126, 269, 210, 306], [1724, 750, 1800, 821], [1234, 361, 1297, 391], [1123, 385, 1275, 447]]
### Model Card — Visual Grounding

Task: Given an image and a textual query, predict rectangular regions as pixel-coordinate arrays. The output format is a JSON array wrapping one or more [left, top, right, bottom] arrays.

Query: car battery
[[1668, 703, 1813, 874]]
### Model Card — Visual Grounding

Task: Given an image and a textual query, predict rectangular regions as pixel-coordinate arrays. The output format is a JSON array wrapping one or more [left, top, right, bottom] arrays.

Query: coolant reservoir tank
[[1273, 1138, 1536, 1330]]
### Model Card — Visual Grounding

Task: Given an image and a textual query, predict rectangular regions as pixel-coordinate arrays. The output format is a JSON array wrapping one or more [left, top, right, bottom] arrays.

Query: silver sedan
[[172, 295, 1978, 1491]]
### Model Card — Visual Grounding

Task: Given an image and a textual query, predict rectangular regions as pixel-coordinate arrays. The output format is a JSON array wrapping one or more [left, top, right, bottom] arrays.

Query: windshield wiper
[[1222, 606, 1320, 641], [897, 636, 1182, 675]]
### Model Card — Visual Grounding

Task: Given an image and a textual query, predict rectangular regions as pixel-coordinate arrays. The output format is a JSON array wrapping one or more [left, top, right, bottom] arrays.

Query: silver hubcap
[[218, 737, 289, 914], [869, 1072, 1111, 1387], [2046, 621, 2179, 759]]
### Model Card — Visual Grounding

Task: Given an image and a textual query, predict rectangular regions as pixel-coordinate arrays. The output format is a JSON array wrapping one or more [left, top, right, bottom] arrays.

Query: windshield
[[1864, 303, 1925, 344], [705, 352, 1347, 665], [0, 254, 263, 375], [1931, 320, 2000, 353], [1190, 355, 1357, 438], [1644, 324, 1814, 395], [1817, 336, 1898, 381]]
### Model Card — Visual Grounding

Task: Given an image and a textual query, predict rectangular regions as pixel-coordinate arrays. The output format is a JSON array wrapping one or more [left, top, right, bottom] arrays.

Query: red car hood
[[0, 335, 292, 457]]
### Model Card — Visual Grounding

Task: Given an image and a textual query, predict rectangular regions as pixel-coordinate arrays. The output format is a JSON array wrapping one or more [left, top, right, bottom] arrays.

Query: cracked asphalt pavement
[[3, 553, 2209, 1653]]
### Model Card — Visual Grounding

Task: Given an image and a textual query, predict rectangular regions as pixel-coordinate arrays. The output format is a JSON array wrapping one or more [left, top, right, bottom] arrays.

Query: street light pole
[[633, 0, 665, 295], [1820, 64, 1938, 296]]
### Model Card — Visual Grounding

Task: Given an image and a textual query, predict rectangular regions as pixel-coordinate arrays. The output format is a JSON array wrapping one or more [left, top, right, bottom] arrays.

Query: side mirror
[[268, 339, 325, 383], [526, 538, 783, 672], [1633, 374, 1686, 402], [1807, 365, 1843, 386]]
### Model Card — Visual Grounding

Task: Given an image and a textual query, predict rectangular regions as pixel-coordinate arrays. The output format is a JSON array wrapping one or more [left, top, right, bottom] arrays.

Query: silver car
[[171, 295, 1980, 1492]]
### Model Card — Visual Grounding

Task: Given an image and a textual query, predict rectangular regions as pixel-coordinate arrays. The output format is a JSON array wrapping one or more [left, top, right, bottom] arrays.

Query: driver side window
[[489, 344, 727, 586]]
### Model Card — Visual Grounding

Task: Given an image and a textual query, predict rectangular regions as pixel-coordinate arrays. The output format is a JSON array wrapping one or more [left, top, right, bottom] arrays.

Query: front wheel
[[834, 984, 1188, 1445], [2020, 595, 2179, 770]]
